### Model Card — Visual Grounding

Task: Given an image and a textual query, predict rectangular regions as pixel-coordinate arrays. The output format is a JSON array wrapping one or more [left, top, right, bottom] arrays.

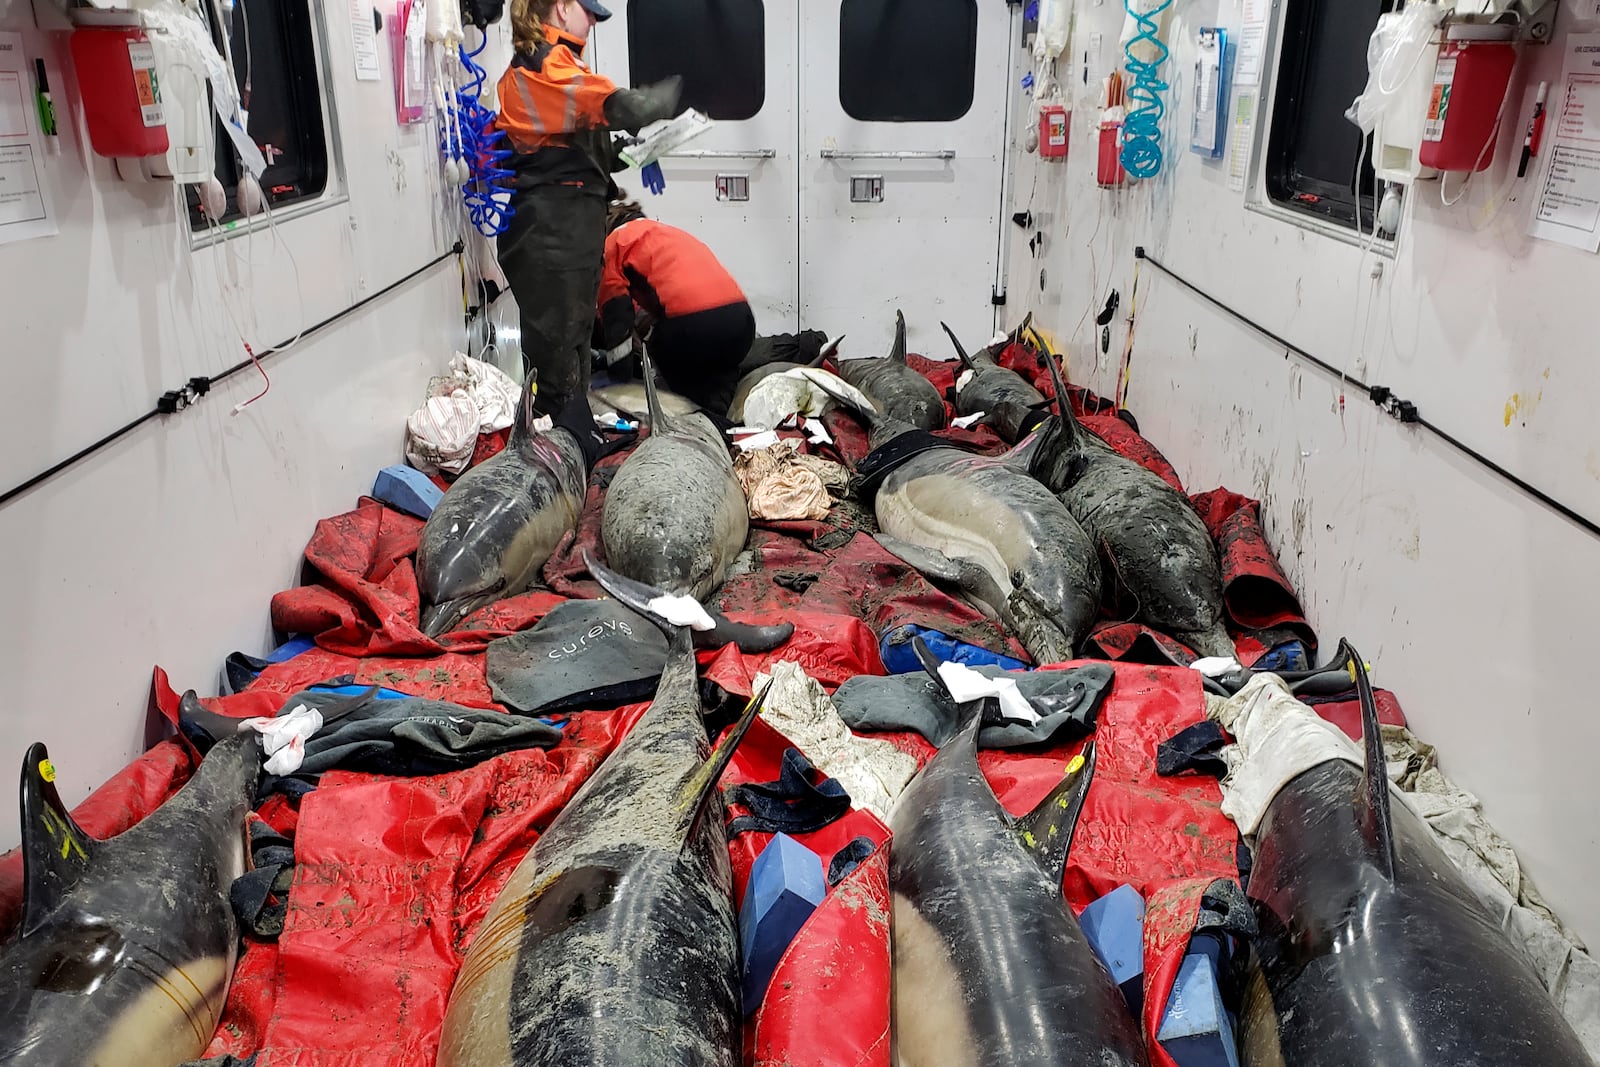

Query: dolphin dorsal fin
[[640, 348, 673, 434], [811, 335, 845, 369], [675, 682, 773, 847], [19, 744, 98, 935], [1345, 640, 1397, 880], [890, 311, 908, 364], [1015, 744, 1096, 886], [941, 322, 977, 371]]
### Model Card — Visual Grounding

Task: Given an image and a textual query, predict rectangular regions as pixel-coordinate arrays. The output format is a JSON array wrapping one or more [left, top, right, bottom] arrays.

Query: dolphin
[[942, 317, 1047, 443], [814, 367, 1100, 664], [602, 349, 749, 604], [1236, 642, 1592, 1066], [590, 380, 700, 426], [890, 637, 1150, 1067], [1017, 351, 1234, 659], [436, 553, 772, 1067], [0, 727, 261, 1066], [834, 311, 947, 431], [417, 372, 590, 638], [725, 335, 843, 423]]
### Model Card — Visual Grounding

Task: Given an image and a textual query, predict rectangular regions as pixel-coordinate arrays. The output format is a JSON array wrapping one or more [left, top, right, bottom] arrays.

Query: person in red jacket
[[492, 0, 681, 416], [595, 199, 757, 413]]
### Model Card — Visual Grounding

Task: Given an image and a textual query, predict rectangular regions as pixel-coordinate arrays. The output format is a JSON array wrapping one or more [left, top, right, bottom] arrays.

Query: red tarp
[[0, 343, 1340, 1066]]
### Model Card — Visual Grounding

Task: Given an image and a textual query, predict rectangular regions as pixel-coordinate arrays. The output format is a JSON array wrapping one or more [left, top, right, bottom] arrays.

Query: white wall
[[1007, 3, 1600, 946], [0, 0, 481, 845]]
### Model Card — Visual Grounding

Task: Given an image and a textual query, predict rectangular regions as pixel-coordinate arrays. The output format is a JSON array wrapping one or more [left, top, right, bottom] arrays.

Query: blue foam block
[[267, 636, 318, 664], [879, 624, 1029, 675], [739, 832, 826, 1014], [1079, 883, 1146, 1017], [1158, 949, 1241, 1067], [373, 465, 444, 519]]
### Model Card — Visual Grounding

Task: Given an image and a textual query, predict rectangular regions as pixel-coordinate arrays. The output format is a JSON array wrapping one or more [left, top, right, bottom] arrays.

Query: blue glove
[[641, 160, 666, 196]]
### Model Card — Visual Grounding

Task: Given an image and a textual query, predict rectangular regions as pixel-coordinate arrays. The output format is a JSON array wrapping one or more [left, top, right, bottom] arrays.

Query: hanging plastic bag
[[1346, 6, 1444, 134], [1033, 0, 1071, 61]]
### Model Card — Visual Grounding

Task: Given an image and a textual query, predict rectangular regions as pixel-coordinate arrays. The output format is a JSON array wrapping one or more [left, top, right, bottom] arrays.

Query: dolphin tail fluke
[[1343, 638, 1397, 880], [890, 310, 908, 364], [908, 635, 987, 742], [695, 616, 795, 655], [941, 321, 977, 371], [1014, 743, 1096, 886], [581, 549, 793, 654], [18, 743, 99, 935], [675, 681, 774, 845]]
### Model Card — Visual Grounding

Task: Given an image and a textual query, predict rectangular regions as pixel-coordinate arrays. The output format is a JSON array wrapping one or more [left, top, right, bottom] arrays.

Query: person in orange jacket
[[493, 0, 682, 415], [594, 198, 757, 414]]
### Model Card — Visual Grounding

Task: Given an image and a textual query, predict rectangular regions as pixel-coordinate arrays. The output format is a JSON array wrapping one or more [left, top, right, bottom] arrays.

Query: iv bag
[[1347, 5, 1443, 134], [1033, 0, 1070, 61]]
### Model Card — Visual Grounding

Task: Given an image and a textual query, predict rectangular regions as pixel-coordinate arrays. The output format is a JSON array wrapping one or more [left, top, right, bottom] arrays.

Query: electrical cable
[[1133, 246, 1600, 542], [0, 244, 463, 511], [1119, 0, 1174, 179]]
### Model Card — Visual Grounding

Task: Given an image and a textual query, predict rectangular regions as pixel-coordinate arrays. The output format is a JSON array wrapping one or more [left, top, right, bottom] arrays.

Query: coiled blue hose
[[456, 37, 515, 236], [1120, 0, 1174, 180]]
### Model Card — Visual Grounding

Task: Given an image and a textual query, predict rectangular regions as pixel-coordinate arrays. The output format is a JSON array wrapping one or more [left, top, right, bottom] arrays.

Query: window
[[185, 0, 330, 230], [627, 0, 765, 122], [840, 0, 976, 123], [1265, 0, 1393, 230]]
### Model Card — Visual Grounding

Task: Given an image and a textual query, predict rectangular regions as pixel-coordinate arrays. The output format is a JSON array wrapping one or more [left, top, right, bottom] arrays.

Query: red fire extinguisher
[[1040, 100, 1069, 161], [69, 12, 170, 158], [1419, 29, 1516, 173]]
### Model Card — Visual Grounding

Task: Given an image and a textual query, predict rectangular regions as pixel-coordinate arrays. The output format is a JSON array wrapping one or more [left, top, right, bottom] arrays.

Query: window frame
[[187, 0, 347, 247], [1247, 0, 1400, 252], [837, 0, 978, 124]]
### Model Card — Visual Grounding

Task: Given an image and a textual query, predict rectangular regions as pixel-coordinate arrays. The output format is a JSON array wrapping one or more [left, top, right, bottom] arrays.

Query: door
[[590, 1, 800, 332], [799, 0, 1011, 358], [591, 1, 1012, 354]]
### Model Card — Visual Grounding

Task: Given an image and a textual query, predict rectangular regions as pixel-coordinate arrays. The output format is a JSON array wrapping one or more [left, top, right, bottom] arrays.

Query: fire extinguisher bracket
[[1440, 0, 1558, 45]]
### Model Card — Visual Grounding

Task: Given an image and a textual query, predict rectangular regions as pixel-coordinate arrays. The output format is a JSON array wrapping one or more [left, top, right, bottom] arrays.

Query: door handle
[[819, 149, 957, 161], [663, 149, 778, 159]]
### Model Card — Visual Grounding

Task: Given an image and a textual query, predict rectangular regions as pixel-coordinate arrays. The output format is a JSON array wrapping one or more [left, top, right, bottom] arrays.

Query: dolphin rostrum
[[942, 317, 1046, 443], [835, 311, 947, 431], [1236, 642, 1593, 1066], [0, 727, 262, 1066], [436, 552, 772, 1067], [890, 637, 1150, 1067], [1019, 348, 1234, 659], [416, 371, 590, 638]]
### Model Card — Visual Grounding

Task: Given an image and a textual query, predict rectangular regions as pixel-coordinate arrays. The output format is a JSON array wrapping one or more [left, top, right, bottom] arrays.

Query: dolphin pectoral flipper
[[674, 682, 774, 844], [1013, 743, 1097, 887], [873, 534, 1008, 611], [19, 744, 97, 935]]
